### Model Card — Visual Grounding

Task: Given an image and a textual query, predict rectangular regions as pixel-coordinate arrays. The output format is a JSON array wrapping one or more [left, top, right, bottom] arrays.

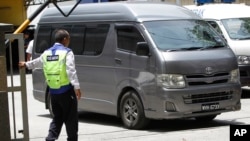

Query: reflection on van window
[[117, 27, 145, 53], [144, 20, 225, 51], [221, 18, 250, 40]]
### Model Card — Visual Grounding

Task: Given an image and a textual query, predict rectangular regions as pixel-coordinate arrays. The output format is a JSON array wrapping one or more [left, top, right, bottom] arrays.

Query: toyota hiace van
[[32, 2, 241, 129]]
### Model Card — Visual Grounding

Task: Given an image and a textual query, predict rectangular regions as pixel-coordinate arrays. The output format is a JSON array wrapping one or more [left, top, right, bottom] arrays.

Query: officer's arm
[[66, 51, 82, 99], [19, 55, 43, 70]]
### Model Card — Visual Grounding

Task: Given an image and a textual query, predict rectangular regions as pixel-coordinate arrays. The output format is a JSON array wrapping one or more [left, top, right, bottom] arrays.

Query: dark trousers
[[46, 87, 78, 141]]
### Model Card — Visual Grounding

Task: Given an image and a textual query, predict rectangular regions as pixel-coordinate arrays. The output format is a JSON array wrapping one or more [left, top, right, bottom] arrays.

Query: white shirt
[[25, 43, 80, 89], [26, 40, 34, 54]]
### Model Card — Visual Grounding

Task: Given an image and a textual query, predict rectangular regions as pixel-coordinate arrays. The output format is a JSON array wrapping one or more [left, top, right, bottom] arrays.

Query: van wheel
[[47, 94, 54, 117], [195, 115, 217, 122], [120, 90, 149, 129]]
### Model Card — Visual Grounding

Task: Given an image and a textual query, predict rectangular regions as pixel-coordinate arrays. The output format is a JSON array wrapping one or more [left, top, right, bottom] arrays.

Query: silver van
[[32, 2, 241, 129], [185, 4, 250, 87]]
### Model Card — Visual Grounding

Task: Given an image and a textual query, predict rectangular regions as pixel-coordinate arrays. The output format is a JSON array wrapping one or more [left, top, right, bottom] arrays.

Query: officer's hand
[[75, 89, 81, 100], [19, 61, 26, 68]]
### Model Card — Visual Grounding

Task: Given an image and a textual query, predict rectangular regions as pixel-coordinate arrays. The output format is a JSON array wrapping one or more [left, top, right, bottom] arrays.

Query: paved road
[[8, 74, 250, 141]]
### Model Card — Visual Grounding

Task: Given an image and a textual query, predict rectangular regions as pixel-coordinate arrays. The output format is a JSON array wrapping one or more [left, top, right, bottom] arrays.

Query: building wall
[[0, 0, 26, 26]]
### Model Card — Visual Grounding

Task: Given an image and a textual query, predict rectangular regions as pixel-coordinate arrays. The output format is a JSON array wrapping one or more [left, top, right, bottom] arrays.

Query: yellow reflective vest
[[42, 45, 70, 89]]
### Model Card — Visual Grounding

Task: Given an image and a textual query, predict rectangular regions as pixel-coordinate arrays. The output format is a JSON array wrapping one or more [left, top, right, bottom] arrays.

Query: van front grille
[[183, 91, 233, 104], [186, 72, 230, 86]]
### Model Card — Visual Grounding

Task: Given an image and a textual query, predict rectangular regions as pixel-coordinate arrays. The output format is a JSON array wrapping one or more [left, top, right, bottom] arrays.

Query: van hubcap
[[124, 98, 138, 123]]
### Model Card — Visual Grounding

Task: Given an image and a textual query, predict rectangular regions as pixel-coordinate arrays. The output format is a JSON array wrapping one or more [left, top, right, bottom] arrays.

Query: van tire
[[120, 90, 149, 129], [47, 94, 54, 117], [195, 115, 217, 122]]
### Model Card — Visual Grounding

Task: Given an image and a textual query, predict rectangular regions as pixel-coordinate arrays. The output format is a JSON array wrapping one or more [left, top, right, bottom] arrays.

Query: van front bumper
[[144, 83, 241, 119]]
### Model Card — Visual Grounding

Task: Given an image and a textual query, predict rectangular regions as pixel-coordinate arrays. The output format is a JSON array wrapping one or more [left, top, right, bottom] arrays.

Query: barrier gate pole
[[0, 24, 13, 141]]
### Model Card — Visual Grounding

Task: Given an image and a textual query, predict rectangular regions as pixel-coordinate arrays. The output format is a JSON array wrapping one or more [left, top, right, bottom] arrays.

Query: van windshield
[[144, 20, 226, 51], [221, 18, 250, 40]]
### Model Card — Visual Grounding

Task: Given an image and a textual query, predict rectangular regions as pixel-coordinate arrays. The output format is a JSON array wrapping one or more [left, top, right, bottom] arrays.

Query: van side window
[[117, 27, 145, 53], [35, 26, 51, 53], [36, 24, 109, 56], [70, 25, 85, 55], [207, 21, 223, 35], [83, 24, 109, 56], [50, 25, 72, 45]]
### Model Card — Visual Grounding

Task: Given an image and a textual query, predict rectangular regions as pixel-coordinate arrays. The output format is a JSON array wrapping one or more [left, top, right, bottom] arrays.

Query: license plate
[[201, 103, 220, 111]]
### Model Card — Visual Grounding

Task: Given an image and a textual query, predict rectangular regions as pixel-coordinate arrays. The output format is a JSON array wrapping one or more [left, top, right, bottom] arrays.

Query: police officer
[[19, 29, 82, 141]]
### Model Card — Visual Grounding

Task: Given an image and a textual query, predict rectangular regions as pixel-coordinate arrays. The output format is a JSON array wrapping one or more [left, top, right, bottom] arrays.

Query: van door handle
[[115, 58, 122, 65]]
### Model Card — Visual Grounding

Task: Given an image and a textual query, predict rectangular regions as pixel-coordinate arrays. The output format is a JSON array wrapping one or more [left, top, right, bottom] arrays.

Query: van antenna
[[52, 0, 82, 17]]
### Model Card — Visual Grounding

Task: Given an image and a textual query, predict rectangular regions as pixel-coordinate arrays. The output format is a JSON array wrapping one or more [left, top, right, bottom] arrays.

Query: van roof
[[39, 2, 200, 24], [185, 4, 250, 20]]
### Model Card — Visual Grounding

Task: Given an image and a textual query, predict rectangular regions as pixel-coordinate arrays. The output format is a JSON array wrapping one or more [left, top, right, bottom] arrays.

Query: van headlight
[[157, 74, 185, 89], [238, 56, 250, 64], [229, 69, 240, 83]]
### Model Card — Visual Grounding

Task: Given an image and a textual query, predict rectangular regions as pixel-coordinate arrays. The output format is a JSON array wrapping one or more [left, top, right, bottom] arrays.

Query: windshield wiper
[[165, 46, 224, 52], [199, 45, 224, 50], [180, 47, 203, 50], [165, 47, 202, 52]]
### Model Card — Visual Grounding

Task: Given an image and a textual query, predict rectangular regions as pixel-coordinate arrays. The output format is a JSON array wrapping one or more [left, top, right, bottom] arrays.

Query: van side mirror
[[136, 42, 150, 56]]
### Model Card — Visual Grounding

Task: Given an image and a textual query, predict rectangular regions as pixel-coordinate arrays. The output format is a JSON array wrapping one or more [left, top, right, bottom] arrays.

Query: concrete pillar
[[0, 23, 13, 141]]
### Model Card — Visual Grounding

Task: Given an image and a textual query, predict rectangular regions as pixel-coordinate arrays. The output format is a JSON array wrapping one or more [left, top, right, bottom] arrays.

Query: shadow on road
[[38, 109, 245, 132], [242, 89, 250, 99], [61, 112, 244, 132], [78, 112, 244, 132], [146, 118, 243, 132], [78, 112, 122, 128], [38, 112, 243, 132], [37, 92, 249, 132]]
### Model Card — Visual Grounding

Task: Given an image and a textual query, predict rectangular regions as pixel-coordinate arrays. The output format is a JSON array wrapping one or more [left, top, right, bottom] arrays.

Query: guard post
[[0, 23, 13, 141]]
